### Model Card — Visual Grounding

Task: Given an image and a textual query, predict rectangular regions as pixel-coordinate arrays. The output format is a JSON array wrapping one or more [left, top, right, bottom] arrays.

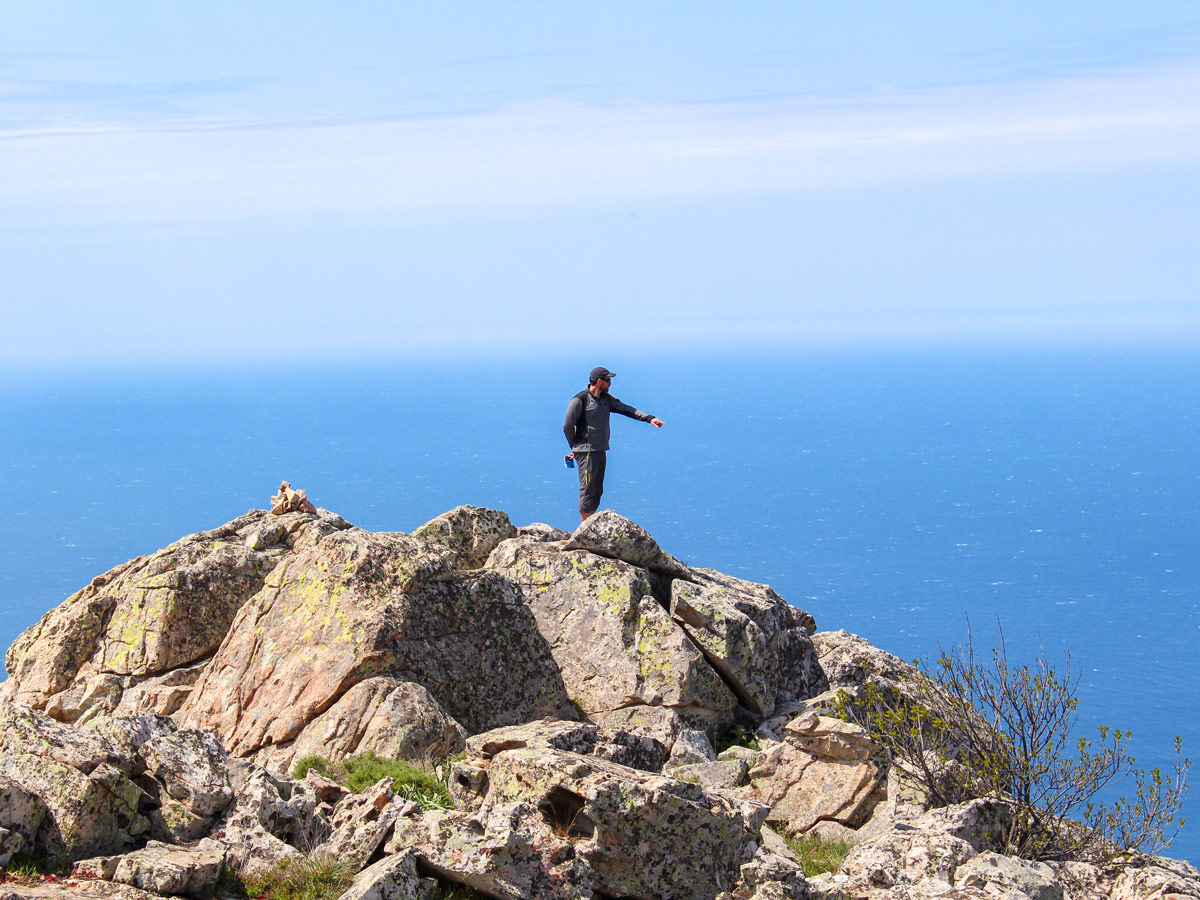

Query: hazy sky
[[3, 2, 1199, 366]]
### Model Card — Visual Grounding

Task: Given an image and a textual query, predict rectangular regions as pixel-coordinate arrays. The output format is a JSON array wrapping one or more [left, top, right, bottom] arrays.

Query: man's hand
[[650, 418, 664, 428], [567, 452, 575, 459]]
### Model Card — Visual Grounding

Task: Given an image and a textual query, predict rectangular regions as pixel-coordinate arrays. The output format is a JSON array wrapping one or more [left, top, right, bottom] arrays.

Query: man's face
[[595, 376, 611, 394]]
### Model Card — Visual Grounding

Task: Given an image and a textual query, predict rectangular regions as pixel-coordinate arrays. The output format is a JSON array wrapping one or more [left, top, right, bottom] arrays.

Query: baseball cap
[[589, 367, 616, 383]]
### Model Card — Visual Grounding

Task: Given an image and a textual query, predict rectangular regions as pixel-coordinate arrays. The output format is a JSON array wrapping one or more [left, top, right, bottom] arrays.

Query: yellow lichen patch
[[633, 613, 677, 680]]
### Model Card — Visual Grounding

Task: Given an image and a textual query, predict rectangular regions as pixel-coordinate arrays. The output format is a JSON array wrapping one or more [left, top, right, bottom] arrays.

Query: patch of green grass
[[340, 752, 453, 808], [3, 851, 60, 880], [242, 853, 356, 900], [784, 833, 853, 877], [293, 754, 334, 780], [293, 751, 453, 810]]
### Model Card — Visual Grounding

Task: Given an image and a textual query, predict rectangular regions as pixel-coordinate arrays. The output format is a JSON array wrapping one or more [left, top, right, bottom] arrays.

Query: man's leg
[[577, 450, 606, 522]]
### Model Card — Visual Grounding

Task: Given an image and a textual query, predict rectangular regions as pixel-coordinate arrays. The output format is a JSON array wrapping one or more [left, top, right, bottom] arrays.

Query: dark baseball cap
[[589, 366, 616, 383]]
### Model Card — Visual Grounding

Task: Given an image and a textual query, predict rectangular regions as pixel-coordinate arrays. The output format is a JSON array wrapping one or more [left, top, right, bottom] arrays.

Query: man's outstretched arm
[[609, 397, 664, 428]]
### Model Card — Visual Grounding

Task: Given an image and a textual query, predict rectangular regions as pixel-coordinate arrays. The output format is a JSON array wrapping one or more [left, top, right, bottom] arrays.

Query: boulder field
[[0, 506, 1195, 900]]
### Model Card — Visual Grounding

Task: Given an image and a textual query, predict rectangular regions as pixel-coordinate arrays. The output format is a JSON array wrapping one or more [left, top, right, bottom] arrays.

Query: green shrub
[[292, 754, 333, 780], [784, 832, 852, 877], [339, 752, 453, 809], [843, 625, 1190, 864], [293, 751, 453, 810], [242, 853, 356, 900]]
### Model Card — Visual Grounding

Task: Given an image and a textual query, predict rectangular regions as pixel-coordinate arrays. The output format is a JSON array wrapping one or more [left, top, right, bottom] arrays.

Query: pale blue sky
[[3, 2, 1199, 366]]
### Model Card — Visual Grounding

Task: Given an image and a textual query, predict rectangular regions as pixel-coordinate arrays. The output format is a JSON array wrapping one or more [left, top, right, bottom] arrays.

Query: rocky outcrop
[[206, 762, 328, 877], [1, 509, 352, 722], [392, 744, 769, 900], [671, 569, 826, 716], [0, 705, 149, 862], [2, 503, 1194, 900], [318, 778, 413, 869], [747, 711, 884, 839], [487, 535, 738, 731], [177, 528, 574, 754]]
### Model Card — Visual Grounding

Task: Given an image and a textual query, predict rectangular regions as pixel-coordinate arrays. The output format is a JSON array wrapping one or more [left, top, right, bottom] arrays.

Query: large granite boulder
[[337, 850, 440, 900], [392, 746, 769, 900], [487, 537, 737, 731], [0, 704, 149, 862], [0, 776, 52, 867], [485, 747, 769, 900], [811, 629, 919, 700], [1, 509, 352, 721], [562, 509, 692, 577], [178, 529, 573, 755], [748, 712, 884, 839], [260, 677, 468, 774], [671, 569, 826, 716], [71, 840, 226, 898], [411, 505, 518, 569], [85, 714, 234, 844]]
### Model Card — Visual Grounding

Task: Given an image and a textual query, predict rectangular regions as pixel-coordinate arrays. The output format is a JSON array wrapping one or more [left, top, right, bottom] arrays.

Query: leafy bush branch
[[836, 625, 1189, 864]]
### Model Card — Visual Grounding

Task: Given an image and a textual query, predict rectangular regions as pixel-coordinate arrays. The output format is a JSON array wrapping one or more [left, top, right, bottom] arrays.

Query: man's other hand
[[650, 418, 664, 428]]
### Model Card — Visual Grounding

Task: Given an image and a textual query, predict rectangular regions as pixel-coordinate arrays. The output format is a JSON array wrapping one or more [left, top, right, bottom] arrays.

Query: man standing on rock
[[564, 366, 664, 523]]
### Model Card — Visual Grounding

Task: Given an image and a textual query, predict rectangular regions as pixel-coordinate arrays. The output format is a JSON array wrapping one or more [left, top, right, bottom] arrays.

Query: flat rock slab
[[1, 881, 162, 900], [72, 840, 225, 897]]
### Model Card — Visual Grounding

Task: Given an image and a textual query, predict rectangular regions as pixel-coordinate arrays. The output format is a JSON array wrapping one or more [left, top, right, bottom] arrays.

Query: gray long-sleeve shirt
[[563, 390, 655, 452]]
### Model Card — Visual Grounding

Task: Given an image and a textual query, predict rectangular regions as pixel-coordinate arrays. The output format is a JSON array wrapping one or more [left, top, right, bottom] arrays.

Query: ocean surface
[[2, 349, 1197, 861]]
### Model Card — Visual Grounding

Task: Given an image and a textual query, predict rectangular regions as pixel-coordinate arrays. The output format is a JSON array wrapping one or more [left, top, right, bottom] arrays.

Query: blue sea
[[2, 350, 1197, 862]]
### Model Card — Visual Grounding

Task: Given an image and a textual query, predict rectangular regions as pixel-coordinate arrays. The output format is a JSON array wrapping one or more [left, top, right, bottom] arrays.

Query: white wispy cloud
[[2, 61, 1198, 226]]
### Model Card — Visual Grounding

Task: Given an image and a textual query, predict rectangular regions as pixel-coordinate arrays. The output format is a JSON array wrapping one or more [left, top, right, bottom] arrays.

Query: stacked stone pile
[[0, 506, 1196, 900]]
